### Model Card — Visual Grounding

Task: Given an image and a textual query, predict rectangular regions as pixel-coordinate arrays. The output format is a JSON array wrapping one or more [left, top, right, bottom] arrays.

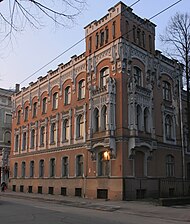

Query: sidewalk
[[1, 190, 190, 222]]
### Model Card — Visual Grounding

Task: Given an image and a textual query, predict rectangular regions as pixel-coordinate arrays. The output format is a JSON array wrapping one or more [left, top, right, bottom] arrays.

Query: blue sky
[[0, 0, 188, 89]]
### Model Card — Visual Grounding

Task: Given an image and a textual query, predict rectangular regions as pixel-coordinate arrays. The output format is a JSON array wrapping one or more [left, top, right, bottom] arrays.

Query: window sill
[[75, 137, 83, 140]]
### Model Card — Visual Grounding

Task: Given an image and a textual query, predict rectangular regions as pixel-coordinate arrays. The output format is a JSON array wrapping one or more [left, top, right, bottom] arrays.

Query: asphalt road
[[0, 196, 188, 224]]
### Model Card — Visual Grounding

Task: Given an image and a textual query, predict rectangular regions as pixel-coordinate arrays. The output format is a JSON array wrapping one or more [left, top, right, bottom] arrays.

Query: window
[[133, 25, 136, 42], [15, 135, 19, 152], [62, 157, 68, 177], [165, 115, 173, 140], [21, 161, 26, 178], [137, 105, 142, 130], [112, 21, 116, 39], [6, 113, 12, 124], [105, 26, 109, 43], [24, 106, 29, 121], [14, 162, 18, 178], [144, 108, 150, 133], [89, 36, 92, 53], [98, 151, 109, 176], [42, 97, 47, 114], [100, 68, 109, 88], [142, 31, 146, 48], [30, 129, 35, 149], [50, 122, 56, 144], [95, 32, 99, 49], [76, 155, 83, 176], [33, 102, 37, 118], [76, 115, 84, 138], [149, 35, 152, 52], [17, 110, 21, 124], [22, 132, 27, 151], [40, 126, 45, 146], [64, 86, 71, 105], [62, 119, 69, 141], [50, 158, 55, 177], [187, 163, 190, 180], [166, 155, 175, 177], [78, 80, 85, 99], [137, 28, 141, 45], [30, 161, 34, 177], [52, 92, 58, 110], [134, 67, 142, 86], [39, 160, 44, 178], [163, 81, 171, 101], [4, 131, 11, 144], [100, 30, 104, 46], [101, 105, 107, 131], [93, 108, 99, 132]]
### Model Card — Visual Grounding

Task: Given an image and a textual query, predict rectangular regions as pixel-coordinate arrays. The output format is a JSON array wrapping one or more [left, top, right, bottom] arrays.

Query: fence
[[123, 177, 190, 200]]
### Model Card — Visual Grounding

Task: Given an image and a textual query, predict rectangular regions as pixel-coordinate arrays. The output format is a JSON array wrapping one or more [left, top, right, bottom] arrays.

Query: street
[[0, 196, 189, 224]]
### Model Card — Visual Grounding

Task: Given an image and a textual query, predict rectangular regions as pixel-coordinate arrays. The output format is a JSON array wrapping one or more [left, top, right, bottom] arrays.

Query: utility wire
[[19, 0, 182, 86], [19, 0, 141, 85]]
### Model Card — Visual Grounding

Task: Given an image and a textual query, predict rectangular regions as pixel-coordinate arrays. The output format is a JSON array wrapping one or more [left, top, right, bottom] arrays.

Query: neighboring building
[[9, 2, 189, 200], [0, 88, 13, 184]]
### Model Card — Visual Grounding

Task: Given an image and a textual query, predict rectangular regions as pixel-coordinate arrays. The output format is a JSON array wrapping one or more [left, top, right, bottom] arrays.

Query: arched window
[[65, 86, 71, 105], [62, 157, 68, 177], [62, 119, 69, 141], [21, 161, 26, 178], [14, 162, 18, 178], [142, 31, 146, 48], [24, 106, 29, 121], [78, 80, 85, 99], [76, 155, 83, 176], [134, 67, 142, 86], [40, 126, 45, 146], [133, 25, 136, 42], [42, 97, 47, 114], [17, 110, 21, 124], [30, 129, 35, 149], [76, 115, 84, 138], [149, 35, 152, 52], [166, 155, 175, 177], [50, 123, 56, 144], [33, 102, 37, 118], [163, 81, 171, 101], [101, 105, 107, 131], [39, 159, 44, 178], [22, 132, 27, 151], [30, 161, 34, 177], [52, 92, 58, 109], [4, 131, 11, 144], [144, 107, 150, 133], [165, 115, 173, 140], [15, 134, 19, 152], [137, 105, 142, 130], [93, 108, 99, 132], [100, 68, 109, 88]]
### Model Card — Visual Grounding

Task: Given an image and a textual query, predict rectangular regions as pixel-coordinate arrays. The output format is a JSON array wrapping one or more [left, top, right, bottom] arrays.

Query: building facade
[[10, 2, 190, 200], [0, 88, 13, 184]]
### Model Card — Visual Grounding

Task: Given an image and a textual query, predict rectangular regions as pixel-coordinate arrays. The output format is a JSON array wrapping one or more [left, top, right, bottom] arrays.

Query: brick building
[[10, 2, 190, 200]]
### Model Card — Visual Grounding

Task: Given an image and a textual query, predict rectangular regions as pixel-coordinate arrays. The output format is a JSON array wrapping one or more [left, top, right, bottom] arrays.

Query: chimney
[[15, 84, 20, 93]]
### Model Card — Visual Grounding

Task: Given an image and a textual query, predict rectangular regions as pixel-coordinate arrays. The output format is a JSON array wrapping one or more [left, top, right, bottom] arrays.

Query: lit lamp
[[103, 151, 110, 161]]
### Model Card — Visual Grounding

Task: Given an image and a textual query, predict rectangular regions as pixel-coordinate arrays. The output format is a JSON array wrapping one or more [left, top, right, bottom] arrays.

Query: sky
[[0, 0, 189, 90]]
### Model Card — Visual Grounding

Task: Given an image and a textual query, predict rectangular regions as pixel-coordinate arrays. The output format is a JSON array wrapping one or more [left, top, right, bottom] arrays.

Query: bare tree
[[0, 0, 86, 40], [160, 12, 190, 146]]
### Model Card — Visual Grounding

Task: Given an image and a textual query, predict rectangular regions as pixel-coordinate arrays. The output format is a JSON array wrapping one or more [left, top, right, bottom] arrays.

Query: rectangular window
[[88, 36, 92, 53], [62, 157, 68, 177], [53, 92, 58, 110], [39, 160, 44, 178], [17, 110, 21, 124], [6, 113, 12, 124], [50, 158, 55, 177], [112, 21, 116, 39], [95, 33, 99, 49], [100, 30, 104, 46], [15, 135, 19, 152], [105, 27, 109, 43], [30, 161, 34, 177], [76, 155, 83, 176]]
